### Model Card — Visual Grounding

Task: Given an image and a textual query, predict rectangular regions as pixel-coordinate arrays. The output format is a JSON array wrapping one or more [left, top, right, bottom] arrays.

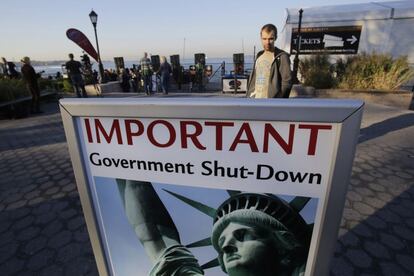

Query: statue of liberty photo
[[117, 179, 313, 276]]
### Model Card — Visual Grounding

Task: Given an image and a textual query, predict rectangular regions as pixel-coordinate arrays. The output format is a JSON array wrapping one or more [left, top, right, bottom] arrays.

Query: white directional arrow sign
[[346, 35, 358, 45]]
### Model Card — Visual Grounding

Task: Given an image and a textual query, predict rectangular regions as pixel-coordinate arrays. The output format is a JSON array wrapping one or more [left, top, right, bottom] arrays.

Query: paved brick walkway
[[332, 105, 414, 276], [0, 95, 413, 275]]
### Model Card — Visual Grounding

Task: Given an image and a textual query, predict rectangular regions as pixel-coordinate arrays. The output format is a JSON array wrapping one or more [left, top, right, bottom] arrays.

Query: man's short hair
[[69, 53, 74, 59], [261, 24, 277, 37]]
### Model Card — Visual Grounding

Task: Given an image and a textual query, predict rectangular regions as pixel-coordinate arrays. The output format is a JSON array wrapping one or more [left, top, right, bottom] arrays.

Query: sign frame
[[60, 98, 363, 276]]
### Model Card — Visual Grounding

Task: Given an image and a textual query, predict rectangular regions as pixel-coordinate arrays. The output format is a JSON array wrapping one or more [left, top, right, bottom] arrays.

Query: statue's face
[[218, 222, 275, 274]]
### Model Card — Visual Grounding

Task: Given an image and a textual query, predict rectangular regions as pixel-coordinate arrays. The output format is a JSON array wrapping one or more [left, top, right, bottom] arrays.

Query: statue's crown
[[213, 193, 311, 246]]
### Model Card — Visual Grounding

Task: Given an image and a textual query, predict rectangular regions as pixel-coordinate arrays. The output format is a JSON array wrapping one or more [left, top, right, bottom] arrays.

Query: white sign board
[[222, 78, 248, 92], [60, 98, 363, 276]]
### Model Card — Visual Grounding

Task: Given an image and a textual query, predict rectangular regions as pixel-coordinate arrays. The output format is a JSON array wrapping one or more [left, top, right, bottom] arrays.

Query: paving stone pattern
[[332, 109, 414, 276], [0, 100, 413, 276], [0, 105, 98, 276]]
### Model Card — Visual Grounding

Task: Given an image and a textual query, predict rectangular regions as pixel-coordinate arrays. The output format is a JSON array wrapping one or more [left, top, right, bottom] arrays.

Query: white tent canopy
[[279, 1, 414, 63], [285, 1, 414, 23]]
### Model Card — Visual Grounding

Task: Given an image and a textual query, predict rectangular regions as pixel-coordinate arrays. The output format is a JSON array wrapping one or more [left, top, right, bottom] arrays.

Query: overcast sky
[[1, 0, 393, 61]]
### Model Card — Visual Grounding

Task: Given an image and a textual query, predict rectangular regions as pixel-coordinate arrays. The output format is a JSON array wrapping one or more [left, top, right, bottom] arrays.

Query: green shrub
[[0, 78, 30, 103], [299, 54, 336, 89], [62, 79, 73, 93], [38, 78, 70, 92], [38, 78, 54, 91], [338, 53, 414, 90]]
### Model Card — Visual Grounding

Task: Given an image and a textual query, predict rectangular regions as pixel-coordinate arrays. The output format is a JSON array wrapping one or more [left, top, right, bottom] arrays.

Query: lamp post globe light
[[89, 10, 106, 83]]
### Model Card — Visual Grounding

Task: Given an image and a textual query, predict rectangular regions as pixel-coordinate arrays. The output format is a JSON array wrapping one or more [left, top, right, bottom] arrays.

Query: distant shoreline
[[24, 55, 255, 67]]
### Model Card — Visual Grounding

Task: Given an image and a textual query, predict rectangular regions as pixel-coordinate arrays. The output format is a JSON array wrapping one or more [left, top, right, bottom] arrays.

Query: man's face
[[261, 30, 276, 52], [218, 222, 275, 275]]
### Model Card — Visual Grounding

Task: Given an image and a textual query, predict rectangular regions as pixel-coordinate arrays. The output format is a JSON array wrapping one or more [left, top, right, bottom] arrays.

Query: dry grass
[[337, 53, 414, 90], [299, 52, 414, 91]]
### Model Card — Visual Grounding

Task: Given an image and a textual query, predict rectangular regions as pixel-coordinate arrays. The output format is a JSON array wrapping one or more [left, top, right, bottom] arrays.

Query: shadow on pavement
[[359, 113, 414, 143], [0, 121, 66, 152], [331, 185, 414, 275], [0, 194, 99, 275]]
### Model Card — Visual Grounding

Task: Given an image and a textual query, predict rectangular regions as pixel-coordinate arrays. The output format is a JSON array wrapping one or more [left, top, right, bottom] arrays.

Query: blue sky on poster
[[1, 0, 393, 61]]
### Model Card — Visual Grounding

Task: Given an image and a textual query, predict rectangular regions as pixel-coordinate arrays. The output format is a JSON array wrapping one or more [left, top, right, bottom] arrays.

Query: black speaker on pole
[[233, 53, 244, 63], [194, 53, 206, 66], [151, 55, 160, 72], [170, 55, 180, 69], [233, 53, 245, 75], [114, 57, 125, 74]]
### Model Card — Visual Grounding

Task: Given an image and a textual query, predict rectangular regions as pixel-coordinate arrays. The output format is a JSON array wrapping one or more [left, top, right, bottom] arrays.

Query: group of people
[[10, 52, 91, 115], [0, 56, 44, 114], [99, 53, 173, 95], [139, 52, 172, 95], [0, 57, 20, 79], [3, 22, 298, 275], [135, 23, 293, 98], [2, 22, 291, 117], [112, 67, 140, 93], [65, 52, 174, 96]]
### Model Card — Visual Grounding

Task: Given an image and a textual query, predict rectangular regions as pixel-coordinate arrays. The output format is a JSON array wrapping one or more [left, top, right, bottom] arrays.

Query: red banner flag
[[66, 28, 99, 62]]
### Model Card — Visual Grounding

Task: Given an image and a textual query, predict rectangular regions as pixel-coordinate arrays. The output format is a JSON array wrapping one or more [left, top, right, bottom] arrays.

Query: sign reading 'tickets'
[[290, 25, 362, 55]]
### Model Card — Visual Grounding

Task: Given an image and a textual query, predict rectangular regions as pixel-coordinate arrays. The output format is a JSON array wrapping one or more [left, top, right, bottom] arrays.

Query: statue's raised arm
[[116, 179, 204, 276]]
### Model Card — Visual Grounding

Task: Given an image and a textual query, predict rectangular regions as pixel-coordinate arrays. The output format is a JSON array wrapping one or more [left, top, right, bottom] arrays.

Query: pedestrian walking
[[65, 53, 88, 98], [140, 52, 153, 95], [159, 56, 172, 94], [119, 68, 131, 92]]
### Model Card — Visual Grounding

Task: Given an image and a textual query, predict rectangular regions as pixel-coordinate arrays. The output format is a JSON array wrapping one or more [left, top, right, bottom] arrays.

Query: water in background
[[34, 56, 255, 82]]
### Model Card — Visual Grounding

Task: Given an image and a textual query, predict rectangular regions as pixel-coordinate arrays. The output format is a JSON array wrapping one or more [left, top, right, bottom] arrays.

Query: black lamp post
[[89, 10, 106, 83], [292, 8, 303, 84]]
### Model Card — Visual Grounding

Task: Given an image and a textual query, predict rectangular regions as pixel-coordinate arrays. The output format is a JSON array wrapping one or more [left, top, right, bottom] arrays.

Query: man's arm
[[279, 54, 293, 98], [65, 62, 71, 74], [246, 67, 256, 98]]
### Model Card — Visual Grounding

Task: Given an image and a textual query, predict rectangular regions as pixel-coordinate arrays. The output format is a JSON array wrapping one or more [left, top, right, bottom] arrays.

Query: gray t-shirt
[[250, 51, 274, 98]]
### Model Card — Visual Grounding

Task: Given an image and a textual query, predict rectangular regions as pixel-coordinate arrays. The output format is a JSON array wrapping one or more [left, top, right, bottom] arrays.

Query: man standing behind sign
[[20, 57, 42, 114], [247, 24, 292, 98], [66, 53, 88, 98], [140, 52, 153, 95]]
